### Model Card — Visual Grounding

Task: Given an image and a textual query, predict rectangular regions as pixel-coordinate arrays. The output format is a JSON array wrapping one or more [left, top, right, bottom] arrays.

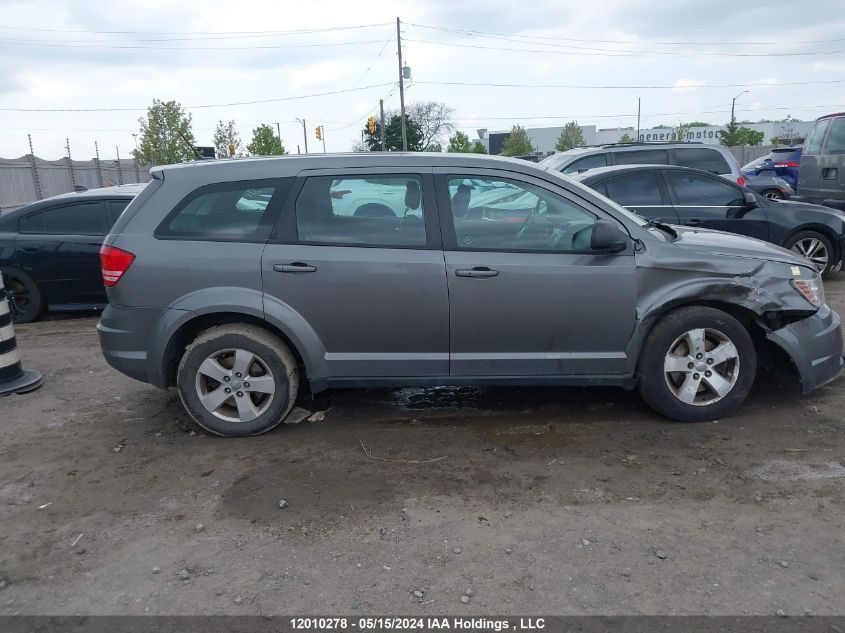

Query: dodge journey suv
[[98, 154, 843, 436]]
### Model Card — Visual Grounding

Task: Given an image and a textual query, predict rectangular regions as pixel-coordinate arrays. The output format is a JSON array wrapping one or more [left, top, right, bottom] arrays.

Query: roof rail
[[599, 141, 705, 148]]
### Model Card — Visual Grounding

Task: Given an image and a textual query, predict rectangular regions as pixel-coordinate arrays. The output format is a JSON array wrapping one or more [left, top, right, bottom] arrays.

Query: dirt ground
[[1, 278, 844, 616]]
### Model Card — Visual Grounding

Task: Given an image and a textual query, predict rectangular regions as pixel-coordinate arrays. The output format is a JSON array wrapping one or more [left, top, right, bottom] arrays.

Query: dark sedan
[[572, 164, 845, 277], [0, 184, 145, 322]]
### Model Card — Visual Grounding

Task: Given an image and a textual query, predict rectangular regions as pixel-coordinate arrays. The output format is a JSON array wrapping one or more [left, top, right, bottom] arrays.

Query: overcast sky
[[0, 0, 843, 159]]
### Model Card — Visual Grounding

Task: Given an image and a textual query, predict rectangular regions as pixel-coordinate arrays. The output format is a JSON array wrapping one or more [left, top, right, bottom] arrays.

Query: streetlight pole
[[274, 122, 283, 151], [396, 17, 407, 151], [295, 118, 308, 154], [731, 90, 749, 124]]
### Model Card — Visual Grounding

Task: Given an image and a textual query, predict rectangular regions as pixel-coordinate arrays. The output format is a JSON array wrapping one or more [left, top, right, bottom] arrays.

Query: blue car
[[742, 146, 802, 191]]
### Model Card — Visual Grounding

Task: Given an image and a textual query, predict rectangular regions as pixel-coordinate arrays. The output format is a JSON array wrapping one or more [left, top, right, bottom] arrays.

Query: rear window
[[613, 149, 669, 166], [823, 118, 845, 155], [804, 119, 831, 155], [157, 179, 285, 240], [674, 147, 731, 175], [603, 172, 663, 206]]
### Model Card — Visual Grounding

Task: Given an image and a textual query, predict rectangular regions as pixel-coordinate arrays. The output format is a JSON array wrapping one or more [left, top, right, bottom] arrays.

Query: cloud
[[672, 79, 707, 93]]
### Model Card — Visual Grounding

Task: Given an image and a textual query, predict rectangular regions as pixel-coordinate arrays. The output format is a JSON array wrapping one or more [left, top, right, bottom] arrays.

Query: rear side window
[[603, 172, 663, 206], [804, 119, 831, 155], [158, 179, 285, 240], [562, 153, 608, 174], [614, 149, 669, 166], [674, 147, 731, 175], [20, 201, 107, 235], [108, 200, 130, 224], [295, 175, 426, 247], [823, 118, 845, 155], [664, 171, 745, 206]]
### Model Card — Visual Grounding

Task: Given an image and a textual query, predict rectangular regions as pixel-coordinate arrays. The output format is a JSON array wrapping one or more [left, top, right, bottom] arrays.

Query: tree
[[425, 142, 443, 152], [471, 141, 487, 154], [720, 120, 765, 147], [501, 125, 534, 156], [619, 133, 635, 143], [134, 99, 196, 166], [247, 124, 285, 156], [362, 114, 423, 151], [555, 121, 585, 151], [213, 120, 242, 158], [674, 121, 694, 142], [447, 131, 473, 153], [406, 101, 455, 150]]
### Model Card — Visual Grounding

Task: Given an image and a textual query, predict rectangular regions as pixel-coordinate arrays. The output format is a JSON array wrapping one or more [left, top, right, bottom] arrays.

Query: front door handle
[[21, 245, 42, 253], [686, 219, 703, 226], [822, 168, 838, 180], [455, 267, 499, 278], [273, 262, 317, 273]]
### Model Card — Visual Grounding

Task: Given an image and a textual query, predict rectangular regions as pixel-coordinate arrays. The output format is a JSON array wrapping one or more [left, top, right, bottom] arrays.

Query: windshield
[[544, 169, 649, 227]]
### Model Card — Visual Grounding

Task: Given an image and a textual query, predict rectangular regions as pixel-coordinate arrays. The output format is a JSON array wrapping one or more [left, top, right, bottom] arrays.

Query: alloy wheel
[[663, 328, 740, 406], [194, 348, 276, 423], [2, 274, 30, 319], [790, 238, 829, 273]]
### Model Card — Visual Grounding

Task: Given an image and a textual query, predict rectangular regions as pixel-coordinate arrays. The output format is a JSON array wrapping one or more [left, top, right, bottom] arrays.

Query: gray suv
[[98, 154, 843, 436], [797, 112, 845, 211]]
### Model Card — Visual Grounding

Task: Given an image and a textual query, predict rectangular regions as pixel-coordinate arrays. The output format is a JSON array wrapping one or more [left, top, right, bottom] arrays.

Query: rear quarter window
[[613, 149, 669, 166], [674, 147, 732, 175], [156, 178, 291, 241]]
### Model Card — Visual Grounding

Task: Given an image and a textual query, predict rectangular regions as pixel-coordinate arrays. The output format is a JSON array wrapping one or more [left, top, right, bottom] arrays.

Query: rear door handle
[[21, 245, 42, 253], [686, 219, 703, 226], [273, 262, 317, 273], [455, 267, 499, 278], [822, 168, 838, 180]]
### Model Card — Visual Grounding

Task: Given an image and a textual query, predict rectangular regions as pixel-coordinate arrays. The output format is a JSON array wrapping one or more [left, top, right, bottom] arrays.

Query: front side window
[[603, 172, 663, 206], [804, 119, 831, 155], [823, 117, 845, 155], [163, 181, 279, 237], [674, 148, 731, 175], [562, 153, 608, 174], [20, 201, 107, 235], [664, 171, 745, 206], [295, 175, 426, 247], [614, 149, 669, 165], [446, 176, 597, 252]]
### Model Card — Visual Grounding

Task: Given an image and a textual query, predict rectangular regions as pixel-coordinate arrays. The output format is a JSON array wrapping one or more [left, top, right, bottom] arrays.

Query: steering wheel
[[512, 197, 546, 248]]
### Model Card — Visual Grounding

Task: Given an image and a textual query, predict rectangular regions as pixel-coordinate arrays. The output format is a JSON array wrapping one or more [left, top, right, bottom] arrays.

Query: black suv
[[0, 184, 144, 322]]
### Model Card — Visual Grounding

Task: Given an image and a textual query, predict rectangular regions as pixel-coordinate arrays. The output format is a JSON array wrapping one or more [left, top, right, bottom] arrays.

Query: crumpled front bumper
[[767, 304, 844, 394]]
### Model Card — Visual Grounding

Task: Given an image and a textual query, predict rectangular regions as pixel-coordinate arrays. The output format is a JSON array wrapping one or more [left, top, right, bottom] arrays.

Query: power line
[[417, 79, 845, 90], [407, 22, 845, 46], [0, 38, 389, 50], [0, 22, 392, 36], [405, 37, 845, 58], [0, 82, 395, 112]]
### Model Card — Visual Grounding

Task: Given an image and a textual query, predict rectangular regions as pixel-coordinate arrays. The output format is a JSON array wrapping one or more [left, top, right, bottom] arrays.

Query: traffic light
[[315, 126, 322, 141], [367, 116, 376, 135]]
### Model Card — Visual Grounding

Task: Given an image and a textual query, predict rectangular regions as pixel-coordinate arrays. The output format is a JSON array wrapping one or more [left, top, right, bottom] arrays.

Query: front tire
[[784, 231, 835, 278], [177, 324, 299, 437], [638, 307, 756, 422], [0, 267, 43, 324], [761, 188, 785, 200]]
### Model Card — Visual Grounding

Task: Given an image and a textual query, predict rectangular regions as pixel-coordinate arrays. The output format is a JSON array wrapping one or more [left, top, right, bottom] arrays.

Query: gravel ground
[[1, 278, 844, 616]]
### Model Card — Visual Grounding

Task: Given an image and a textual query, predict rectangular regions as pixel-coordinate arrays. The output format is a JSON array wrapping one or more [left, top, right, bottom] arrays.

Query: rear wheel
[[638, 307, 756, 422], [177, 324, 299, 437], [0, 267, 43, 324], [761, 188, 785, 200], [784, 231, 834, 277]]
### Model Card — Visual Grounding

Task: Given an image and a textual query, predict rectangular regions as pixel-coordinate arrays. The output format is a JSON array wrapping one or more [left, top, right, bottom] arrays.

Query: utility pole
[[379, 99, 386, 151], [296, 118, 308, 154], [636, 98, 641, 142], [275, 122, 283, 151], [396, 17, 407, 151], [731, 90, 749, 124]]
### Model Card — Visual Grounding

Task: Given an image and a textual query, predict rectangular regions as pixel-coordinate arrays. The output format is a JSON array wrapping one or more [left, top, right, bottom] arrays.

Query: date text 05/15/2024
[[289, 617, 546, 631]]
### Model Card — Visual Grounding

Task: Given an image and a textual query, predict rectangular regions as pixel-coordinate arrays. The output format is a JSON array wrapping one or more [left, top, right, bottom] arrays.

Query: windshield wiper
[[643, 218, 678, 239]]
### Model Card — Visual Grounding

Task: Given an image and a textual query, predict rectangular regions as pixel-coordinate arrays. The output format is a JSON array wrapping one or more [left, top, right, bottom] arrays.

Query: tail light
[[100, 245, 135, 287], [774, 161, 800, 168], [737, 176, 746, 186]]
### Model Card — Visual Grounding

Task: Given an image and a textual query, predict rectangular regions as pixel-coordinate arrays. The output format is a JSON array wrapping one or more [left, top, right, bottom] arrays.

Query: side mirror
[[590, 219, 629, 253], [744, 191, 758, 208]]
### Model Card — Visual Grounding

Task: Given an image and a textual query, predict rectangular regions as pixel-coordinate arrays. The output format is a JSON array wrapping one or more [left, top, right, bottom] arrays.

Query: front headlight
[[791, 276, 825, 308]]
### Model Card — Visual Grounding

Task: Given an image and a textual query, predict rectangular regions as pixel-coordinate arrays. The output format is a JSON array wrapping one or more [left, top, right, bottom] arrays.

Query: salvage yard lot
[[1, 279, 844, 615]]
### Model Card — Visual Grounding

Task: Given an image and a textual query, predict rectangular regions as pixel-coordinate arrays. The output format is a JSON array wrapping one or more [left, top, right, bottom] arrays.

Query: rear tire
[[784, 231, 834, 278], [176, 324, 299, 437], [0, 267, 43, 324], [638, 307, 756, 422]]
